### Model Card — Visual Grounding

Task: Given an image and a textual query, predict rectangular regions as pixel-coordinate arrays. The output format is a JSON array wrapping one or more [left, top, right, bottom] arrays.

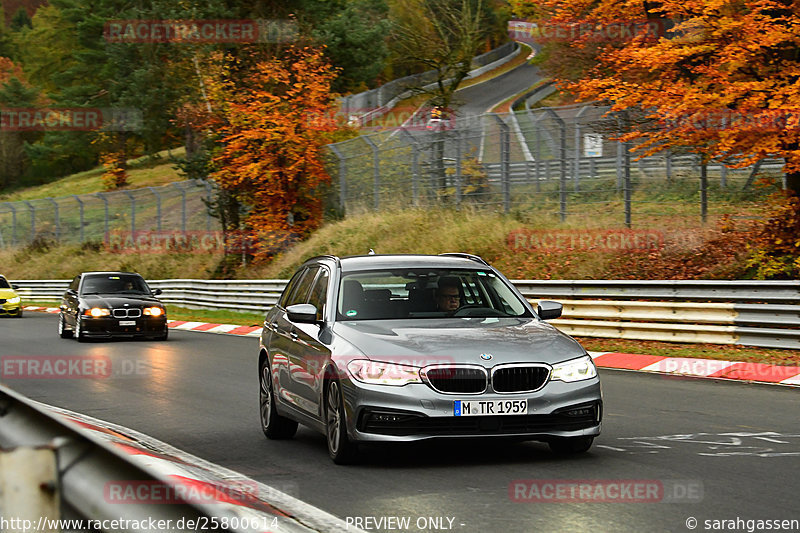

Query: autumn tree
[[207, 46, 339, 261], [515, 0, 800, 195]]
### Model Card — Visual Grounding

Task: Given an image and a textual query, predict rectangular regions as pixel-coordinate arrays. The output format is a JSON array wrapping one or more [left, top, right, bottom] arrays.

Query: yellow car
[[0, 275, 23, 317]]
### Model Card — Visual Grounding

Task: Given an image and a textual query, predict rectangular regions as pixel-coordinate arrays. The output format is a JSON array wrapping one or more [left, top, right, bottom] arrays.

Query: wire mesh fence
[[0, 180, 216, 247], [325, 103, 785, 227]]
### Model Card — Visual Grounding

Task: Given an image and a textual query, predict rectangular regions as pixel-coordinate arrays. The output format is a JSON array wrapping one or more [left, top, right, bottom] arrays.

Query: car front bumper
[[341, 376, 602, 443], [80, 316, 167, 338], [0, 301, 22, 316]]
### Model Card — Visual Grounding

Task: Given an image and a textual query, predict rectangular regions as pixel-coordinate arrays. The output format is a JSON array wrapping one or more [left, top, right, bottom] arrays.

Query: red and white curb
[[589, 351, 800, 387], [23, 306, 800, 386], [23, 306, 261, 337]]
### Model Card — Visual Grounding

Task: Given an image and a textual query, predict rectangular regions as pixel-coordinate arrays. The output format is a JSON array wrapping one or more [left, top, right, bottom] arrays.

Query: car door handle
[[290, 332, 299, 341]]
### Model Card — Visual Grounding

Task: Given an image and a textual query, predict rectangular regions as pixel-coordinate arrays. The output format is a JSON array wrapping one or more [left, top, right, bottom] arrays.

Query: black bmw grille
[[113, 308, 141, 318], [492, 365, 550, 393], [424, 367, 487, 394]]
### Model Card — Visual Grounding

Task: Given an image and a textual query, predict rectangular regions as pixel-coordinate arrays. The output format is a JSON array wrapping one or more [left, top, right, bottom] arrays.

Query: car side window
[[307, 268, 329, 321], [285, 266, 320, 308], [279, 269, 306, 308], [69, 276, 80, 292]]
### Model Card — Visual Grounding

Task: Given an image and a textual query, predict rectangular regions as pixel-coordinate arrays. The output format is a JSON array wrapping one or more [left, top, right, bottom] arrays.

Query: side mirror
[[66, 289, 77, 297], [286, 303, 319, 324], [537, 301, 563, 320], [11, 284, 19, 290], [153, 288, 163, 296]]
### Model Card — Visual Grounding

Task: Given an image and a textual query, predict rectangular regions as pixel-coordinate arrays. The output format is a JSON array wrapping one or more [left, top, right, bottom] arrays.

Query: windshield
[[336, 269, 531, 320], [0, 276, 10, 289], [80, 274, 151, 295]]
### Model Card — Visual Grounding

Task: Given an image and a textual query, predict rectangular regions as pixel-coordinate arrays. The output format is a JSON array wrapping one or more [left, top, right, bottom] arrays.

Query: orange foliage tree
[[207, 46, 339, 260], [514, 0, 800, 194]]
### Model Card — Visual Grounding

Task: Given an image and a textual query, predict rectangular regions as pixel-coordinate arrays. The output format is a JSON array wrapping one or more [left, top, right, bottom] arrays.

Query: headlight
[[347, 360, 422, 386], [551, 355, 597, 382], [7, 296, 20, 304], [143, 307, 164, 317], [85, 307, 111, 317]]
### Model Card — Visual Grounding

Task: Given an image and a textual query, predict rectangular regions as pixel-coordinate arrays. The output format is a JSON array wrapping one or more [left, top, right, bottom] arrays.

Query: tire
[[549, 436, 594, 454], [154, 327, 168, 341], [325, 379, 359, 464], [14, 309, 22, 318], [259, 359, 298, 439], [58, 313, 73, 338], [75, 315, 87, 342]]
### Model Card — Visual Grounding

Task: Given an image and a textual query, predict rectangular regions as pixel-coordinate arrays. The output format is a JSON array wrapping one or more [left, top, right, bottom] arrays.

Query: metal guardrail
[[0, 385, 322, 533], [12, 279, 800, 349]]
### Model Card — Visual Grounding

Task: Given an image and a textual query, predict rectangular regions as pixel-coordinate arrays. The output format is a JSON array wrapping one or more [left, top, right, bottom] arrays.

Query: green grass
[[578, 338, 800, 367], [0, 147, 185, 202]]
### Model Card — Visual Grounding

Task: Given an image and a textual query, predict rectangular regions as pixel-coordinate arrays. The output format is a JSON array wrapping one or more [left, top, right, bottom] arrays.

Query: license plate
[[119, 320, 136, 326], [454, 399, 528, 416]]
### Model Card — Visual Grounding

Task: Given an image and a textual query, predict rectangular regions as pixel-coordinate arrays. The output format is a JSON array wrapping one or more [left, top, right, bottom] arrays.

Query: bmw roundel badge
[[480, 353, 493, 361]]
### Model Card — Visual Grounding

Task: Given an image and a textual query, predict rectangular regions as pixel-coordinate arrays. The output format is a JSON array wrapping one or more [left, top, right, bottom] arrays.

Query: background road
[[2, 313, 799, 533]]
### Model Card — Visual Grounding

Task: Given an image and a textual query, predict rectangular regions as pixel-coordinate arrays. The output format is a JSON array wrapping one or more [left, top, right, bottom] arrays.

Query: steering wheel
[[451, 304, 483, 317]]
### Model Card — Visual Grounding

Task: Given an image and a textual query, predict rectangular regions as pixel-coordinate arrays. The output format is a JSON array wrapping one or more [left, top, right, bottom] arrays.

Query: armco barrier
[[12, 279, 800, 349], [0, 384, 334, 533]]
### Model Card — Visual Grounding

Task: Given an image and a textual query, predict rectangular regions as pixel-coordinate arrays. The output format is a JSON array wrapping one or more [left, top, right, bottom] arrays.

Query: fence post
[[666, 149, 672, 182], [455, 130, 462, 208], [573, 106, 590, 192], [46, 198, 60, 241], [5, 202, 17, 245], [96, 193, 109, 240], [72, 195, 84, 243], [492, 115, 511, 214], [174, 183, 187, 234], [700, 161, 708, 224], [122, 191, 136, 235], [398, 128, 421, 207], [328, 144, 347, 215], [362, 135, 380, 211], [23, 201, 34, 243], [542, 109, 567, 221], [148, 187, 162, 232], [624, 141, 632, 228]]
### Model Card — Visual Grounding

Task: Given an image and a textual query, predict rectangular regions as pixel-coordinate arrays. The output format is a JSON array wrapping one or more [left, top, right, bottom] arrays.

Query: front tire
[[549, 436, 594, 454], [259, 359, 297, 439], [75, 315, 87, 342], [58, 313, 72, 338], [325, 379, 359, 464]]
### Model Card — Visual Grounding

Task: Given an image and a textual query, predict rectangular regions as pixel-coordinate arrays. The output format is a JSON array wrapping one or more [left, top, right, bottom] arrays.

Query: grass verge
[[577, 338, 800, 366]]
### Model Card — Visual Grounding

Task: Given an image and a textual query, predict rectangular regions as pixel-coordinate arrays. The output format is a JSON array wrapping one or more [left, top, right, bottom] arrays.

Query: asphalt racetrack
[[2, 312, 798, 533]]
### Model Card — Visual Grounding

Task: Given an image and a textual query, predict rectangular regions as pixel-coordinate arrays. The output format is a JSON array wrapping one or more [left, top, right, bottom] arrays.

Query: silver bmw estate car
[[258, 253, 602, 464]]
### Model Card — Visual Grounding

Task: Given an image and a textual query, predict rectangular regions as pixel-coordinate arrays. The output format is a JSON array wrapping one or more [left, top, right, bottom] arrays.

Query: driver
[[435, 277, 462, 313]]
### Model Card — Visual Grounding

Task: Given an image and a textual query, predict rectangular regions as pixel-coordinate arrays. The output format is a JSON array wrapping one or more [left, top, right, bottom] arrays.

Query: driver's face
[[437, 289, 460, 311]]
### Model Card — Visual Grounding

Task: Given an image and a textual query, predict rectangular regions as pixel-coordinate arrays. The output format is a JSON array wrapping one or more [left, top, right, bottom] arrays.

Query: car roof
[[80, 271, 144, 277], [334, 254, 490, 272]]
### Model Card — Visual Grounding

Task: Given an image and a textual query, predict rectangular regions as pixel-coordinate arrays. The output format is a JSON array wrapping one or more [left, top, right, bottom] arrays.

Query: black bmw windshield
[[336, 269, 532, 320], [80, 274, 151, 295]]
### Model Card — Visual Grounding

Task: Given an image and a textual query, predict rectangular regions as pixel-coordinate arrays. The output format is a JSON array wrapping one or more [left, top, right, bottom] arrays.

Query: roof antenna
[[368, 249, 375, 255]]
